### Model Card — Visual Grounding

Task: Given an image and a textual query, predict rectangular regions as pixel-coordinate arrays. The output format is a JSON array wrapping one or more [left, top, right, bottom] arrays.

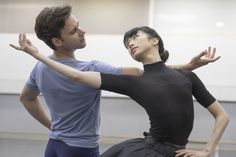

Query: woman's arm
[[35, 52, 101, 88], [203, 101, 229, 154], [176, 71, 229, 157], [10, 33, 101, 89], [176, 101, 229, 157]]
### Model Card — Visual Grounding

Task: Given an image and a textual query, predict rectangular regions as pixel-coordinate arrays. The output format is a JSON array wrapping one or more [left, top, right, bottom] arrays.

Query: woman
[[11, 26, 229, 157]]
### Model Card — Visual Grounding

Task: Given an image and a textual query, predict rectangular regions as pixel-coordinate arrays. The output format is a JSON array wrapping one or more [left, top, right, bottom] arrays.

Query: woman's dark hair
[[123, 26, 169, 62], [34, 4, 72, 50]]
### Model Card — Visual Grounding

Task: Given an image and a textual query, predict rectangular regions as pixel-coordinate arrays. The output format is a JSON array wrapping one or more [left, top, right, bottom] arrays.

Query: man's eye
[[71, 28, 77, 34]]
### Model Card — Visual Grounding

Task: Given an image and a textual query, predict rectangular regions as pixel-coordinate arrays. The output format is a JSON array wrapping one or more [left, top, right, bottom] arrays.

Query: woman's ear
[[152, 38, 159, 46], [51, 38, 62, 47]]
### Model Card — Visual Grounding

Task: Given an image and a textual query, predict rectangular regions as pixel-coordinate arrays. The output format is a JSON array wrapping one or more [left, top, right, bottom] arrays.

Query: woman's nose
[[129, 41, 134, 49]]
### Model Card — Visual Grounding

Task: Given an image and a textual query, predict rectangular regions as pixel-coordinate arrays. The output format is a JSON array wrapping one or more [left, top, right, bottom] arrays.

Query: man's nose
[[78, 27, 86, 35]]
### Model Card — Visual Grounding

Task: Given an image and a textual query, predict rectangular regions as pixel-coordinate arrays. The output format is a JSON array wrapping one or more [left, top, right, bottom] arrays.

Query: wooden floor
[[0, 138, 236, 157]]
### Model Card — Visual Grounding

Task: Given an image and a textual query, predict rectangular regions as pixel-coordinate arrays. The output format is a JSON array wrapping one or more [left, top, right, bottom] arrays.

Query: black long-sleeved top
[[100, 61, 215, 145]]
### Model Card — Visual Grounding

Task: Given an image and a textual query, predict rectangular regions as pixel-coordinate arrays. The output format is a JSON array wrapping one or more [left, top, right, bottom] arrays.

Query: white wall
[[1, 95, 235, 142], [152, 0, 236, 101], [1, 0, 236, 100], [1, 32, 236, 100], [0, 33, 140, 97]]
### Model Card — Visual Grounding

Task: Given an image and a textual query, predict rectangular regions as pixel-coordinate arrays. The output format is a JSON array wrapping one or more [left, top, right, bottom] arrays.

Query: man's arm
[[168, 47, 220, 71], [120, 47, 220, 76], [20, 86, 51, 129], [120, 67, 143, 76]]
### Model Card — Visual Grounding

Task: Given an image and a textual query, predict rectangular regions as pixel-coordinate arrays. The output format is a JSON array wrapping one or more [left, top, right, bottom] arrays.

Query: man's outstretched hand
[[189, 47, 220, 71]]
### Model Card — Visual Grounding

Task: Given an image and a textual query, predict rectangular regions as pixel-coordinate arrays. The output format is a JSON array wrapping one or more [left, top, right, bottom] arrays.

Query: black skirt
[[100, 134, 185, 157]]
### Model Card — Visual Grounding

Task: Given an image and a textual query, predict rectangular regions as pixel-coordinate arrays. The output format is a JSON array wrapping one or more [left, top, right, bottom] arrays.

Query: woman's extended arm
[[34, 52, 101, 88], [10, 33, 101, 89]]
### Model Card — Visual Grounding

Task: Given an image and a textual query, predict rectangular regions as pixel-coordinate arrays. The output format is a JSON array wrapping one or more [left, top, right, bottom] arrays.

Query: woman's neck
[[142, 50, 162, 65]]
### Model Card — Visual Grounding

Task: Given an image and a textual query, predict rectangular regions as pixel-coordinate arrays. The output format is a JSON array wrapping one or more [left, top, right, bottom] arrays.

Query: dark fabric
[[44, 138, 99, 157], [100, 61, 216, 145], [100, 133, 185, 157]]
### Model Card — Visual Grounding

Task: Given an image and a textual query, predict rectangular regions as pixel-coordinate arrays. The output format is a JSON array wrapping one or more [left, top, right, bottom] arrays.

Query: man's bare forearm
[[20, 95, 51, 129], [167, 64, 193, 71], [121, 67, 144, 76]]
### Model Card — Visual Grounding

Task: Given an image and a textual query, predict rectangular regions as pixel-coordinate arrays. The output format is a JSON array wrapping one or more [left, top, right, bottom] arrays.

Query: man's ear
[[51, 37, 62, 47]]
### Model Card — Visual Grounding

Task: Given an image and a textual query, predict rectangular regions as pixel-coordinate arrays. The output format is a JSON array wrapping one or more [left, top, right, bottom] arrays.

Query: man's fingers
[[209, 47, 216, 58], [205, 48, 210, 58], [196, 51, 207, 59], [209, 56, 221, 62]]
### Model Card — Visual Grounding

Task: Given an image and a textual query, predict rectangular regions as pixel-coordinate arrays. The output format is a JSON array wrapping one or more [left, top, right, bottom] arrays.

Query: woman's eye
[[132, 35, 137, 39], [134, 34, 139, 38]]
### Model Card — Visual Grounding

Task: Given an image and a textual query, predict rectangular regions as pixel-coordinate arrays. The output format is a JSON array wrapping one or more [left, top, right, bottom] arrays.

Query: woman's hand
[[175, 148, 211, 157], [10, 33, 39, 57]]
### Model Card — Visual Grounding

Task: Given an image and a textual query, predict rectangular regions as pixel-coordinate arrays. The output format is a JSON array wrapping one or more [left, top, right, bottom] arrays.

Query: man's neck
[[53, 50, 75, 59]]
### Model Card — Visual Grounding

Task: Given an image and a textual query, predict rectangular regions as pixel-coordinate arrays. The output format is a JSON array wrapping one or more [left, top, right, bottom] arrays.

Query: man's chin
[[78, 43, 86, 49]]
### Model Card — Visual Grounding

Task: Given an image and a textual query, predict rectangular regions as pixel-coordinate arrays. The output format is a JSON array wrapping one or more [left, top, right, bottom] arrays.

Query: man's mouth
[[80, 38, 85, 43]]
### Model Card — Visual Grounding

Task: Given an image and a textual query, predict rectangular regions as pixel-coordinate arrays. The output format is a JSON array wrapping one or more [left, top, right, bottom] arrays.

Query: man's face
[[59, 14, 86, 52]]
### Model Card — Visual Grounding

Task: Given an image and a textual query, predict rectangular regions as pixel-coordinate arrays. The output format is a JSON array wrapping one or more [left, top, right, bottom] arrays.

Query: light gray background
[[0, 0, 235, 156]]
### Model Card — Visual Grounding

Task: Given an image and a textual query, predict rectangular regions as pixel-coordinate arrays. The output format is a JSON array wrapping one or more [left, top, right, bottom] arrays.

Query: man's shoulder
[[87, 60, 115, 68], [86, 60, 121, 74]]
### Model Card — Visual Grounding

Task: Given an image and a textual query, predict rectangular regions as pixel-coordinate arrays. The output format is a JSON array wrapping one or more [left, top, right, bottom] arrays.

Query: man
[[10, 4, 220, 157]]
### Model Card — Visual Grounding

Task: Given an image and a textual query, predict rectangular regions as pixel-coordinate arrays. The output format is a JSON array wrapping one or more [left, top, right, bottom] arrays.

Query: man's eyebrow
[[69, 22, 79, 33]]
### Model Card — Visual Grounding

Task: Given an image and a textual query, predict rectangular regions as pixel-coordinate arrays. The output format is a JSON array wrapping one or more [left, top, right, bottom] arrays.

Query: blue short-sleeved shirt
[[26, 57, 122, 148]]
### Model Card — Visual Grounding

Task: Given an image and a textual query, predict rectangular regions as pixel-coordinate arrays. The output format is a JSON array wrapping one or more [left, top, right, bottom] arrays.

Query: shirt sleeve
[[100, 73, 136, 97], [188, 72, 216, 108], [25, 63, 40, 92], [90, 60, 122, 75]]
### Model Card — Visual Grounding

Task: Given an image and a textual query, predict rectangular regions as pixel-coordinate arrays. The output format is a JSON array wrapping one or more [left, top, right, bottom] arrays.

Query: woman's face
[[126, 31, 156, 62]]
